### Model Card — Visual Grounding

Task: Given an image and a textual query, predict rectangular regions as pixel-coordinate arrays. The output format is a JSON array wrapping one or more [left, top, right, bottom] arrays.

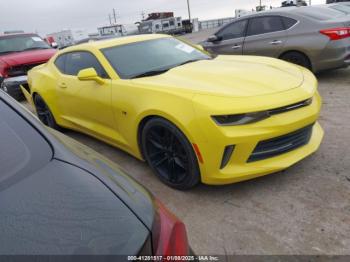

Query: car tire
[[280, 52, 312, 70], [33, 94, 62, 131], [141, 117, 200, 190]]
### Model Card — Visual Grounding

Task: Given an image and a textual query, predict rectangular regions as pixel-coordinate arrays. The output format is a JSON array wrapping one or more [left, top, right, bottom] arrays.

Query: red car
[[0, 33, 56, 100]]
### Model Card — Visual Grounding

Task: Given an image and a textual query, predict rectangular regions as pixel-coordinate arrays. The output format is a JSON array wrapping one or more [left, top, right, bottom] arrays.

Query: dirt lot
[[24, 30, 350, 255]]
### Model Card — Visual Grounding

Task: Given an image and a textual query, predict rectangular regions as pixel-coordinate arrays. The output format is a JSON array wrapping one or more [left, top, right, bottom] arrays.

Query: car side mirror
[[77, 68, 105, 85], [207, 35, 221, 42]]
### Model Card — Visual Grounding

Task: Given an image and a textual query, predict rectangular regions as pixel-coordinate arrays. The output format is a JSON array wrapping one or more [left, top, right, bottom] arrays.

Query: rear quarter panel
[[279, 16, 327, 62], [281, 14, 350, 71], [28, 62, 62, 119]]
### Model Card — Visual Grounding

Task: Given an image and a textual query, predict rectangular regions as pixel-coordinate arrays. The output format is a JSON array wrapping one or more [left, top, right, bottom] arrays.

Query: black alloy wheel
[[34, 95, 61, 130], [141, 118, 200, 190], [280, 51, 312, 71]]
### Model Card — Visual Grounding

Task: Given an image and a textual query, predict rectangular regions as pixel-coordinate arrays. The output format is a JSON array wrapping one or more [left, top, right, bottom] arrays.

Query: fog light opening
[[220, 145, 235, 169]]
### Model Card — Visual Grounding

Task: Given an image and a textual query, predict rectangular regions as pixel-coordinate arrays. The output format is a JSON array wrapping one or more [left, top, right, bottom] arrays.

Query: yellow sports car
[[22, 34, 324, 190]]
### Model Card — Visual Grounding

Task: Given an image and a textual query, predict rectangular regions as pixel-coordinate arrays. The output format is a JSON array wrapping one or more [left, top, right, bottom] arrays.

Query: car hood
[[134, 55, 305, 97], [0, 49, 56, 67], [48, 128, 156, 230], [0, 159, 150, 255]]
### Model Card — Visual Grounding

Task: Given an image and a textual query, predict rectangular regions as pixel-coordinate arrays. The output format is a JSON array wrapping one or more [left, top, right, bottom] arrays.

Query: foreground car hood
[[0, 49, 56, 67], [135, 55, 304, 97], [0, 159, 149, 255]]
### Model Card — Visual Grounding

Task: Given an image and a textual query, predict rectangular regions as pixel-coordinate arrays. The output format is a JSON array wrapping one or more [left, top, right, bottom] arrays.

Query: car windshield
[[101, 37, 211, 79], [0, 35, 51, 55]]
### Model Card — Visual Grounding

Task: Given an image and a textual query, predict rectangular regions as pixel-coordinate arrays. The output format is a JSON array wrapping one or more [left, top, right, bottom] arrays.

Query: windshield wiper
[[177, 59, 202, 66], [130, 68, 170, 79], [0, 51, 18, 55], [176, 58, 213, 67], [20, 47, 50, 51]]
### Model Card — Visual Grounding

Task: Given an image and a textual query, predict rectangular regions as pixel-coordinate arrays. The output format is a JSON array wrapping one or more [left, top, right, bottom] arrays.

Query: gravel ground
[[22, 30, 350, 255]]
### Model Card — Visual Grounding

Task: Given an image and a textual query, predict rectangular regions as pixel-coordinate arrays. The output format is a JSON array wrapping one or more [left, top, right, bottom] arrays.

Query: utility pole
[[309, 0, 311, 6], [113, 8, 117, 24], [108, 14, 112, 25], [186, 0, 191, 21]]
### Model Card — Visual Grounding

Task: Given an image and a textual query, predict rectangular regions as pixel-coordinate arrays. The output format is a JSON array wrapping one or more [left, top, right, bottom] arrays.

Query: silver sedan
[[201, 6, 350, 73]]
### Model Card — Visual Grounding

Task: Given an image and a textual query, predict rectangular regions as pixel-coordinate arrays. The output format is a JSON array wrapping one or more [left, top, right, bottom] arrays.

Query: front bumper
[[0, 75, 27, 101], [195, 92, 324, 185]]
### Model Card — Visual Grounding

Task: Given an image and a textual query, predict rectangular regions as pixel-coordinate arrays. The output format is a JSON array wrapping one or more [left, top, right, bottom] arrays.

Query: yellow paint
[[25, 34, 324, 185]]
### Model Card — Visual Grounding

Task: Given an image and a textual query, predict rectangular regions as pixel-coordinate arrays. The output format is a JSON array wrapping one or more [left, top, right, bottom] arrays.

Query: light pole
[[187, 0, 191, 21]]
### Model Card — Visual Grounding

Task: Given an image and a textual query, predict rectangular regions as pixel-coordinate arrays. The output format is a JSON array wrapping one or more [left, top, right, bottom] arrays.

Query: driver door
[[204, 19, 248, 55], [55, 51, 117, 138]]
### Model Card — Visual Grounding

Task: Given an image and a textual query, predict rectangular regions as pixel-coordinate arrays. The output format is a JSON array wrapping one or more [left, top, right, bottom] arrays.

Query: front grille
[[248, 124, 314, 162], [268, 98, 313, 116], [8, 63, 43, 77]]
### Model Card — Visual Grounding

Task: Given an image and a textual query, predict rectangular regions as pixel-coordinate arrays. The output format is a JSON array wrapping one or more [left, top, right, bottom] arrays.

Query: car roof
[[64, 34, 170, 51], [231, 5, 347, 22]]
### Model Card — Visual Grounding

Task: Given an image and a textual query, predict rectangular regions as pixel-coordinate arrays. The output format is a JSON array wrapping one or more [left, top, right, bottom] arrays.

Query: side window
[[64, 51, 109, 78], [282, 17, 298, 29], [54, 54, 67, 73], [217, 20, 248, 40], [247, 16, 285, 36]]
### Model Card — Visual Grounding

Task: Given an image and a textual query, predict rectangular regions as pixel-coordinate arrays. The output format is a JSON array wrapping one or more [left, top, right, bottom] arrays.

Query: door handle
[[269, 40, 283, 45], [58, 82, 67, 88], [232, 45, 242, 49]]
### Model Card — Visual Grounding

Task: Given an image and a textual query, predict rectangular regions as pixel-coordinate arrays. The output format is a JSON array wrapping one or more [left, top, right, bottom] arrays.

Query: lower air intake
[[248, 124, 314, 162]]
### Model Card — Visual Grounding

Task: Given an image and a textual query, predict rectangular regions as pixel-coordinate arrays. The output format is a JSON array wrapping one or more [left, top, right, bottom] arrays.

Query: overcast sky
[[0, 0, 326, 36]]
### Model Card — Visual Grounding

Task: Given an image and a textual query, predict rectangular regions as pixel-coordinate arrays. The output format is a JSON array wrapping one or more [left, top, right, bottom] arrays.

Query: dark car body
[[0, 33, 56, 100], [201, 6, 350, 73], [0, 91, 190, 257]]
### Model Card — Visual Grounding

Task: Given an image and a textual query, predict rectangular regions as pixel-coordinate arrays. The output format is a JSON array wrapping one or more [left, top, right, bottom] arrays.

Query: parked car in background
[[23, 34, 323, 190], [326, 2, 350, 13], [201, 6, 350, 73], [0, 90, 191, 256], [326, 0, 350, 3], [0, 33, 56, 100]]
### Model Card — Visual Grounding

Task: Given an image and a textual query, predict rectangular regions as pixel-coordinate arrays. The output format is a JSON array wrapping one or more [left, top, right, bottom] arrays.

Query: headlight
[[212, 111, 270, 126], [7, 67, 26, 77], [212, 98, 313, 126], [0, 80, 7, 92]]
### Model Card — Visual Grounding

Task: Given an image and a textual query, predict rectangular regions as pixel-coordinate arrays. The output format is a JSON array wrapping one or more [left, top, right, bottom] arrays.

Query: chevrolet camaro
[[23, 34, 324, 190]]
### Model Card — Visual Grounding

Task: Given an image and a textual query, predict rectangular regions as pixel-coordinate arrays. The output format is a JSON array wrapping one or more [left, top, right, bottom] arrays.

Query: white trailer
[[98, 25, 127, 37], [47, 29, 88, 49], [139, 17, 184, 34]]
